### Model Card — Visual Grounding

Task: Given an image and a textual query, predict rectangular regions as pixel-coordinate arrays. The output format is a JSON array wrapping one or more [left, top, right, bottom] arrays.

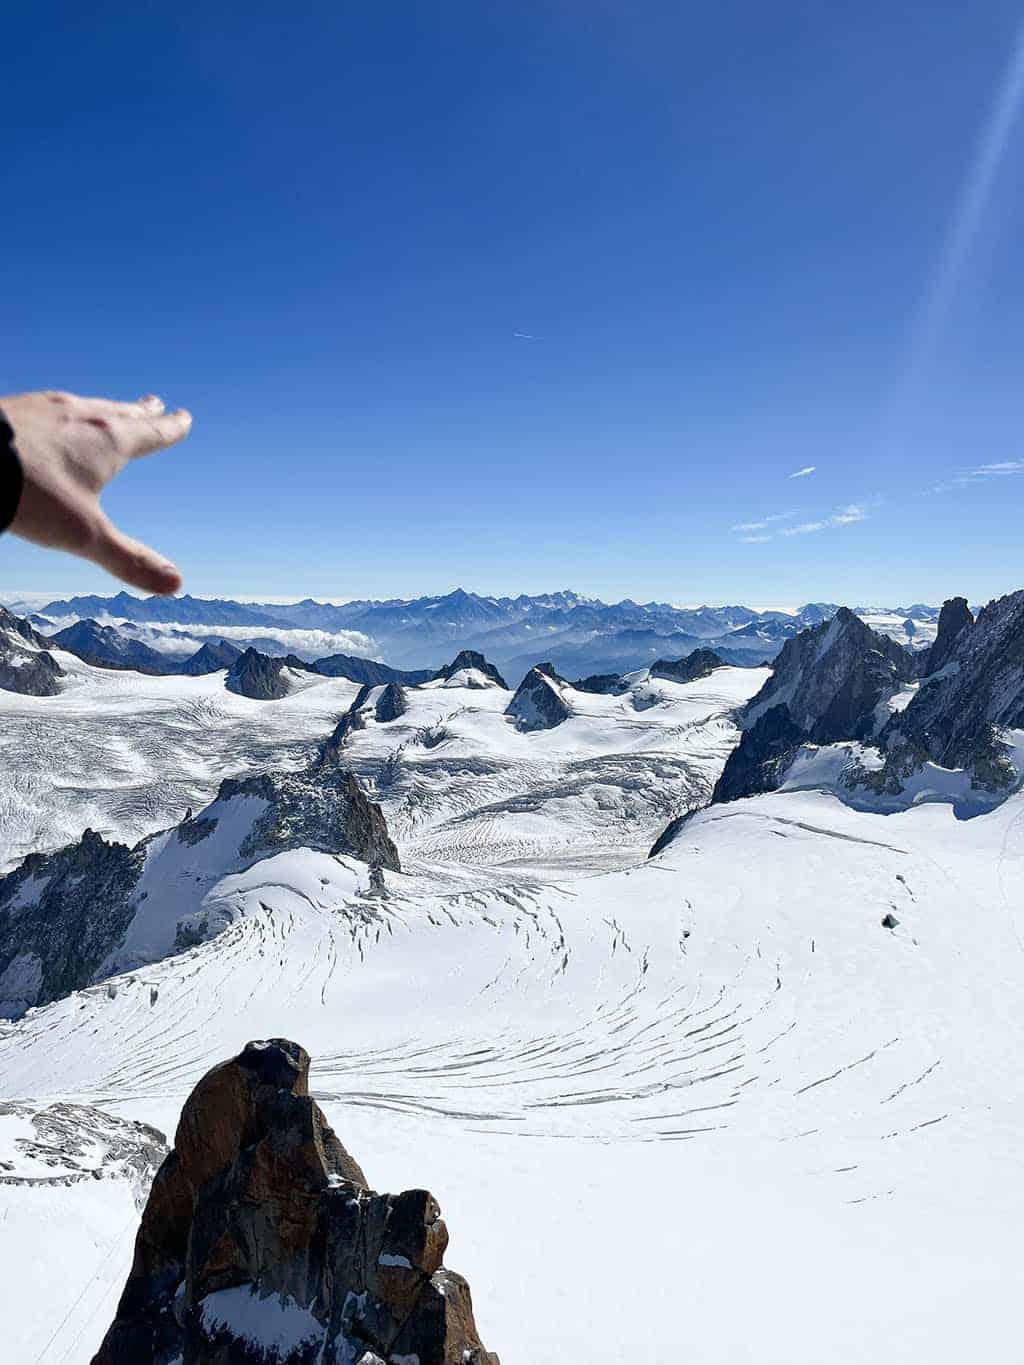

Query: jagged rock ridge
[[226, 648, 314, 700], [919, 596, 973, 678], [0, 605, 64, 695], [180, 638, 244, 675], [649, 647, 725, 685], [433, 650, 507, 688], [880, 589, 1024, 783], [0, 762, 399, 1019], [47, 618, 173, 674], [92, 1039, 498, 1365], [505, 662, 572, 731], [707, 609, 914, 807], [314, 653, 432, 686]]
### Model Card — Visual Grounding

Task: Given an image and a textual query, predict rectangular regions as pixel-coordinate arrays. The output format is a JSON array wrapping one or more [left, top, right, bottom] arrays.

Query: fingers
[[124, 407, 193, 459], [86, 513, 182, 596], [52, 392, 167, 420]]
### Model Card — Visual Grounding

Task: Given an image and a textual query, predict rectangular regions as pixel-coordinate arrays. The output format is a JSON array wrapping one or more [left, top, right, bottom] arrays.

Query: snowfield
[[1, 660, 1022, 1362], [0, 651, 363, 872]]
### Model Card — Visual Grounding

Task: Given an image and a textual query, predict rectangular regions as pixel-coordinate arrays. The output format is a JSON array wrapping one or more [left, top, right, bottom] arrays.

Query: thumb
[[87, 513, 182, 596]]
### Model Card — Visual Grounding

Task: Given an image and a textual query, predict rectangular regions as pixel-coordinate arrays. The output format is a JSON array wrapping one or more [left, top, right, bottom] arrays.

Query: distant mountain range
[[17, 588, 944, 684]]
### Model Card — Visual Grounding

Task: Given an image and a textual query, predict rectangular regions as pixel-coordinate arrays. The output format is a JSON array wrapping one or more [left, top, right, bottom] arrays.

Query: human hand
[[1, 389, 192, 595]]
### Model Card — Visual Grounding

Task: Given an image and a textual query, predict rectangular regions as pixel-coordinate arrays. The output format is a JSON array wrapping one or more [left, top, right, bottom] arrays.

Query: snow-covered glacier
[[1, 646, 1022, 1363]]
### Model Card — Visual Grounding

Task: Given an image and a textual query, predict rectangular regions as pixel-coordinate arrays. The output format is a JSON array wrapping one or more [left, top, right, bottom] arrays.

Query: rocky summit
[[0, 762, 398, 1019], [92, 1039, 498, 1365], [0, 605, 64, 696], [709, 609, 915, 806], [649, 647, 725, 685], [879, 588, 1024, 784], [48, 618, 174, 674], [226, 648, 313, 700], [432, 649, 508, 689], [919, 596, 974, 678], [180, 638, 244, 676], [505, 662, 572, 731], [742, 607, 913, 742]]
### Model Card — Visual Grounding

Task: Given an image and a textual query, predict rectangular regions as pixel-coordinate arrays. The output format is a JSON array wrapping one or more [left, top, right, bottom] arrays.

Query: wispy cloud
[[788, 465, 816, 479], [741, 534, 772, 543], [781, 504, 867, 536], [928, 461, 1024, 494], [930, 459, 1024, 493], [513, 331, 543, 340], [730, 513, 791, 533]]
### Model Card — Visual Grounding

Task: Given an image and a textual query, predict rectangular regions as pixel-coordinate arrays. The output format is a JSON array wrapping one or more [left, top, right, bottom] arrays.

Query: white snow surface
[[1, 662, 1023, 1362], [0, 656, 362, 871], [199, 1286, 323, 1355]]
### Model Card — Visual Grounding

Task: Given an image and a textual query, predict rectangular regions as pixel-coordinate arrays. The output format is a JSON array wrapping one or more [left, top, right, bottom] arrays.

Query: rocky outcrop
[[226, 649, 313, 700], [0, 764, 399, 1018], [374, 682, 407, 722], [318, 683, 407, 764], [712, 704, 807, 805], [505, 663, 572, 731], [0, 605, 64, 695], [743, 608, 914, 743], [571, 673, 624, 694], [180, 639, 243, 676], [93, 1040, 498, 1365], [649, 648, 724, 685], [880, 588, 1024, 783], [920, 596, 973, 678], [0, 1101, 166, 1201], [214, 767, 400, 872], [433, 650, 507, 689], [0, 830, 144, 1016], [48, 619, 172, 674], [687, 610, 915, 812], [701, 593, 1024, 816], [314, 653, 431, 686]]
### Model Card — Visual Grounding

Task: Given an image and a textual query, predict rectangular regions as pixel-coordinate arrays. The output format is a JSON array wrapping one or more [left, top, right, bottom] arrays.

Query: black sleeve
[[0, 409, 23, 534]]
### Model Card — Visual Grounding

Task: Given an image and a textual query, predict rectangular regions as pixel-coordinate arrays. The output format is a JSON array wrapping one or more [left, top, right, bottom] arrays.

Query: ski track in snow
[[2, 660, 1024, 1362]]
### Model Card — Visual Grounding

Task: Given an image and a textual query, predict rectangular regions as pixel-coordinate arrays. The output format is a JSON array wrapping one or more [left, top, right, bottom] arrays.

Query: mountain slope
[[31, 589, 943, 678], [0, 762, 398, 1018], [0, 606, 64, 696], [2, 785, 1022, 1363], [48, 619, 174, 674]]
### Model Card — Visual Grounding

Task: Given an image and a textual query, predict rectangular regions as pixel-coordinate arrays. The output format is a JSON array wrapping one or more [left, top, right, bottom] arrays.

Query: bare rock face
[[226, 648, 313, 700], [0, 1100, 166, 1202], [505, 663, 572, 731], [0, 830, 144, 1017], [742, 608, 914, 742], [180, 639, 243, 676], [433, 650, 508, 689], [93, 1039, 498, 1365], [374, 681, 407, 722], [0, 605, 64, 695], [649, 647, 724, 685], [0, 765, 399, 1019], [571, 672, 623, 695], [880, 588, 1024, 783], [920, 596, 973, 678]]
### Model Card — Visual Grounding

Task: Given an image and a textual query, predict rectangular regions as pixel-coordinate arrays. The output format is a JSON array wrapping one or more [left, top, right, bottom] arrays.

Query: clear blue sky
[[2, 2, 1022, 607]]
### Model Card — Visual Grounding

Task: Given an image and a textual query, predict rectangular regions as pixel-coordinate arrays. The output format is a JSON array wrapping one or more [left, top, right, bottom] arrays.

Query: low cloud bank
[[40, 615, 380, 663]]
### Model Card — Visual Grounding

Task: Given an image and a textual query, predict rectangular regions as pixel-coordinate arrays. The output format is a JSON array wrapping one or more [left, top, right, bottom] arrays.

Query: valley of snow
[[1, 658, 1023, 1362], [0, 650, 364, 872]]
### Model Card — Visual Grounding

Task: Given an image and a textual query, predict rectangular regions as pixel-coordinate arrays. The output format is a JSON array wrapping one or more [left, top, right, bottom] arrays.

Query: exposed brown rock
[[93, 1039, 498, 1365]]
